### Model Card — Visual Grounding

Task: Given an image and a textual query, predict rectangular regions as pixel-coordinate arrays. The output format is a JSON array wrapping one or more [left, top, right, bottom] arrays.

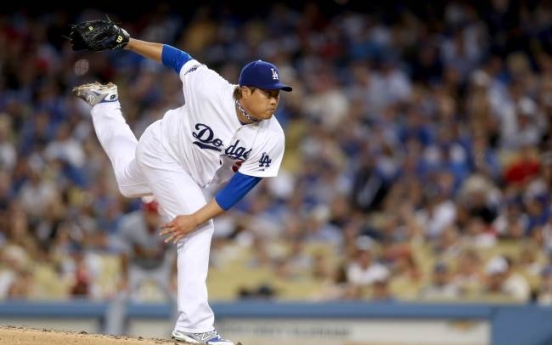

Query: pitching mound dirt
[[0, 326, 244, 345], [0, 325, 177, 345]]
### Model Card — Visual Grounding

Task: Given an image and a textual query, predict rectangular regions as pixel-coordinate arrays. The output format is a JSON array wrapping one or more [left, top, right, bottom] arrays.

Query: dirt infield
[[0, 326, 178, 345], [0, 326, 444, 345], [0, 326, 248, 345]]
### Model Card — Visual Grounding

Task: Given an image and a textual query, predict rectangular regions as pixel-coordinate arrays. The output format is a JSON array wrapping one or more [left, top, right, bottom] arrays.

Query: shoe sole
[[72, 82, 117, 106], [171, 336, 240, 345]]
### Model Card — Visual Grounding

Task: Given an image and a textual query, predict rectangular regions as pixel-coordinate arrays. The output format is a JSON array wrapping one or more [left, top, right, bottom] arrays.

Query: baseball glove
[[68, 18, 129, 52]]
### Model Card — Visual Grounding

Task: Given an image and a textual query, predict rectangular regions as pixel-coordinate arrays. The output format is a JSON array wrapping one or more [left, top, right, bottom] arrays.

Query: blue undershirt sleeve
[[214, 172, 262, 211], [161, 44, 193, 74]]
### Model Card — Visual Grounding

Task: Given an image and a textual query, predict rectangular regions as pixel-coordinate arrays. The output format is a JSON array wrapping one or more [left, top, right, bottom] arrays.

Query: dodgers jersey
[[159, 59, 285, 189]]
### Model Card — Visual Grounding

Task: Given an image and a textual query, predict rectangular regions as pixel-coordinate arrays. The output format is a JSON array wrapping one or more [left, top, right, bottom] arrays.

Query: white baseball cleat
[[72, 82, 118, 106], [172, 329, 235, 345]]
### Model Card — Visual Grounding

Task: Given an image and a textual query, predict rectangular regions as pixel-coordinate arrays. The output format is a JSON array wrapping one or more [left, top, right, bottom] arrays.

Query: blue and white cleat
[[172, 329, 235, 345], [72, 82, 118, 106]]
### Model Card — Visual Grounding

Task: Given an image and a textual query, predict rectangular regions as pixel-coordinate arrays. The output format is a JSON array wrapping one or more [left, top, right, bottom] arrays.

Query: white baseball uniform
[[88, 57, 285, 333]]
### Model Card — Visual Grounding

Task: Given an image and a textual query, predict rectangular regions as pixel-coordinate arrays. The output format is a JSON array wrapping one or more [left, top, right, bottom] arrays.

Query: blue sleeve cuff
[[215, 172, 262, 211], [161, 44, 193, 74]]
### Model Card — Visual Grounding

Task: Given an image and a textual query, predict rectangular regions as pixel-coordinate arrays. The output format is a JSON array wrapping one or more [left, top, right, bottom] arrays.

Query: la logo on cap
[[271, 68, 279, 80], [238, 59, 293, 92]]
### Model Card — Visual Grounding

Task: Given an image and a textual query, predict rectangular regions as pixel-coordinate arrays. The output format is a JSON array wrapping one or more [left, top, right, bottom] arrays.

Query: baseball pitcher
[[68, 18, 292, 345]]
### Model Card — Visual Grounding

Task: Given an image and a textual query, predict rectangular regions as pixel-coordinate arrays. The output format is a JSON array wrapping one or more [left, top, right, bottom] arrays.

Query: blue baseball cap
[[239, 60, 292, 92]]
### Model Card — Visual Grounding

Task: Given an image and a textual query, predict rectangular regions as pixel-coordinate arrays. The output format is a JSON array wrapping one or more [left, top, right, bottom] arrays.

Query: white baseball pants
[[91, 102, 216, 333]]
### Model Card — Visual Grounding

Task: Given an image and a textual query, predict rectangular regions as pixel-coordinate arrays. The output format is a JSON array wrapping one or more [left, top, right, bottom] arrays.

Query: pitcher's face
[[242, 87, 280, 120]]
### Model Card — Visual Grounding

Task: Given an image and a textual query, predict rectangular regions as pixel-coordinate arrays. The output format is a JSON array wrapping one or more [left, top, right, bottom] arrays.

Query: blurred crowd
[[1, 0, 552, 305]]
